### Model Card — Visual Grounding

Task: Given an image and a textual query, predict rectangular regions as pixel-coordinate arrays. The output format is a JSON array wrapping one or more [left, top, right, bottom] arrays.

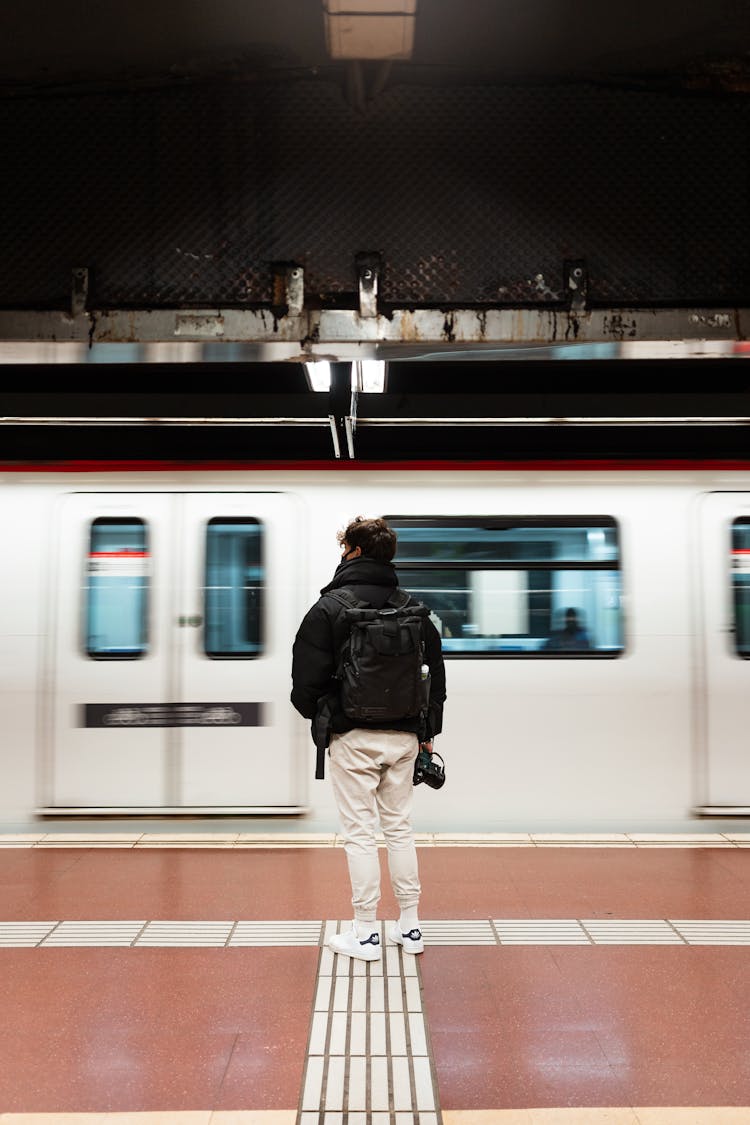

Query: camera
[[413, 747, 445, 789]]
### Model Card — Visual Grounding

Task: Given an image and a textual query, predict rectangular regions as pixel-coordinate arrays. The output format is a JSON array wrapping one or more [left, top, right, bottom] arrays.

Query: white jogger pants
[[328, 728, 421, 922]]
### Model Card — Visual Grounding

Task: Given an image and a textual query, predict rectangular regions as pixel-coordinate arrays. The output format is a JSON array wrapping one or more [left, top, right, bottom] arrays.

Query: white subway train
[[3, 461, 750, 831]]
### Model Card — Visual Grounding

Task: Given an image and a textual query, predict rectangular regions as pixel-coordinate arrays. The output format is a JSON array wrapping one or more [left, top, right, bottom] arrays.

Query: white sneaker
[[390, 924, 425, 954], [328, 924, 381, 961]]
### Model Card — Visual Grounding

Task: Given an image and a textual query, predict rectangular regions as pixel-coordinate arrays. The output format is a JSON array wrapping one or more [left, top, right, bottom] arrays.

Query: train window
[[204, 518, 263, 658], [732, 520, 750, 657], [86, 518, 149, 659], [389, 516, 623, 658]]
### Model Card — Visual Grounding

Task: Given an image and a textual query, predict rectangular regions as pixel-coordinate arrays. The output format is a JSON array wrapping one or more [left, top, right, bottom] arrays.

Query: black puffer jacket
[[291, 556, 447, 744]]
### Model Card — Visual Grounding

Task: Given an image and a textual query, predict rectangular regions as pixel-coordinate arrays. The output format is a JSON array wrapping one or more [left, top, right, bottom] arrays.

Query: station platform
[[2, 832, 750, 1125]]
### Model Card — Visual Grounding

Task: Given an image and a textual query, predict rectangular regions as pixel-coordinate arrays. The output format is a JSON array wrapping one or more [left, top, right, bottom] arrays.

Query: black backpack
[[328, 588, 431, 723]]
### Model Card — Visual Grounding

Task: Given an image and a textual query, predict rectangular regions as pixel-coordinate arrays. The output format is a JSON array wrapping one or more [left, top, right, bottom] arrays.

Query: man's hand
[[420, 740, 433, 753]]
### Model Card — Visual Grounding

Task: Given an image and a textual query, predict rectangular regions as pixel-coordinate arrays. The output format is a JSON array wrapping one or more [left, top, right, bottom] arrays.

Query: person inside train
[[544, 607, 591, 651], [290, 516, 446, 961]]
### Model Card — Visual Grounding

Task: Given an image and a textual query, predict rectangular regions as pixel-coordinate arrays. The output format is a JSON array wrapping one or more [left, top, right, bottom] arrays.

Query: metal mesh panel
[[1, 78, 748, 308]]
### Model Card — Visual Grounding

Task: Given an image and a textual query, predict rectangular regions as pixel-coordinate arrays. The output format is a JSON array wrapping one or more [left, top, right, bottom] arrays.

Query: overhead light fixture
[[354, 359, 386, 392], [305, 360, 386, 392], [324, 1, 417, 60], [304, 361, 332, 392]]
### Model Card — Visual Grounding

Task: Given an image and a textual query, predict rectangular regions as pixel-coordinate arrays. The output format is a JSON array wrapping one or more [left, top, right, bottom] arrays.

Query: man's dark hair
[[337, 516, 397, 563]]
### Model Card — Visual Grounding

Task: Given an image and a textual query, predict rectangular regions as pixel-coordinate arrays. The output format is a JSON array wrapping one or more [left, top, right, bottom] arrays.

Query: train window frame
[[85, 516, 150, 661], [386, 514, 624, 659], [731, 517, 750, 659], [203, 516, 264, 660]]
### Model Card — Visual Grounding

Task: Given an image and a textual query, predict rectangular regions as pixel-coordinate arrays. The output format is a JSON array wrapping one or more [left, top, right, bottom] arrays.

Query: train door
[[46, 491, 304, 811], [698, 491, 750, 809]]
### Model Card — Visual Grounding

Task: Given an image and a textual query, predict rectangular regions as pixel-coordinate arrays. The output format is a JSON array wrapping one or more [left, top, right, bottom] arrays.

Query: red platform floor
[[2, 836, 750, 1125]]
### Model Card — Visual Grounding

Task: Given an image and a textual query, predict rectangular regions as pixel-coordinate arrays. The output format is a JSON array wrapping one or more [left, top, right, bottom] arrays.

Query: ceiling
[[2, 1, 749, 92], [2, 2, 749, 462]]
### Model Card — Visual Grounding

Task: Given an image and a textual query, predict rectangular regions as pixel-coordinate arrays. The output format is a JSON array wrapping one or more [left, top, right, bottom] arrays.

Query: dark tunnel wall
[[2, 76, 749, 312]]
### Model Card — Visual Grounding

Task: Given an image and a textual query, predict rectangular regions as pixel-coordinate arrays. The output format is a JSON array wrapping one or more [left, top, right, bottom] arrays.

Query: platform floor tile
[[0, 1116, 298, 1124], [443, 1114, 750, 1124]]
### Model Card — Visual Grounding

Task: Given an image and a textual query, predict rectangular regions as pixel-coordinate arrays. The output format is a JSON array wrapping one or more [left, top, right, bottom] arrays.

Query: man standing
[[291, 516, 446, 961]]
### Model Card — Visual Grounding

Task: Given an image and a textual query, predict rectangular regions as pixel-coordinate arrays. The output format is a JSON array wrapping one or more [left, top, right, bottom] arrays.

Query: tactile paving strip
[[2, 919, 750, 947], [298, 921, 440, 1123]]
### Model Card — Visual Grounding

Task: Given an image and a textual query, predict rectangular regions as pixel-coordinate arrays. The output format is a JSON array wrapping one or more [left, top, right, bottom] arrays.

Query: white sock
[[355, 919, 378, 940], [399, 909, 420, 933]]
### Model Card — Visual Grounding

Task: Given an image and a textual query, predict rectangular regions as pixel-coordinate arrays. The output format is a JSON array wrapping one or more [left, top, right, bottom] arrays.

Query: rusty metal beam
[[0, 307, 745, 359]]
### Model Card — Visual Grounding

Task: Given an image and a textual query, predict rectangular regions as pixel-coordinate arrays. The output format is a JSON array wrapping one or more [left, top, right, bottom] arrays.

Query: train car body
[[2, 462, 750, 831]]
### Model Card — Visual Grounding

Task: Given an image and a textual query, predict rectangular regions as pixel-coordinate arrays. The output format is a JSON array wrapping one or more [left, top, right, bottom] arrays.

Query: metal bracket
[[344, 414, 356, 459], [345, 381, 359, 459], [328, 363, 352, 458], [356, 253, 381, 319], [565, 259, 588, 314], [328, 414, 341, 458], [71, 267, 89, 317], [286, 265, 304, 318], [273, 263, 304, 317]]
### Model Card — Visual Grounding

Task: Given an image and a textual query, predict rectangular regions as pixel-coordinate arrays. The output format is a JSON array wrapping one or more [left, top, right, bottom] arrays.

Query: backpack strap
[[385, 588, 411, 611], [329, 587, 421, 613], [330, 587, 429, 623], [385, 588, 430, 618], [327, 589, 369, 612]]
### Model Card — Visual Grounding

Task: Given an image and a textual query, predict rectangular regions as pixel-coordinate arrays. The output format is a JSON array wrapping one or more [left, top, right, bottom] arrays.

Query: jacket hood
[[320, 556, 398, 595]]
